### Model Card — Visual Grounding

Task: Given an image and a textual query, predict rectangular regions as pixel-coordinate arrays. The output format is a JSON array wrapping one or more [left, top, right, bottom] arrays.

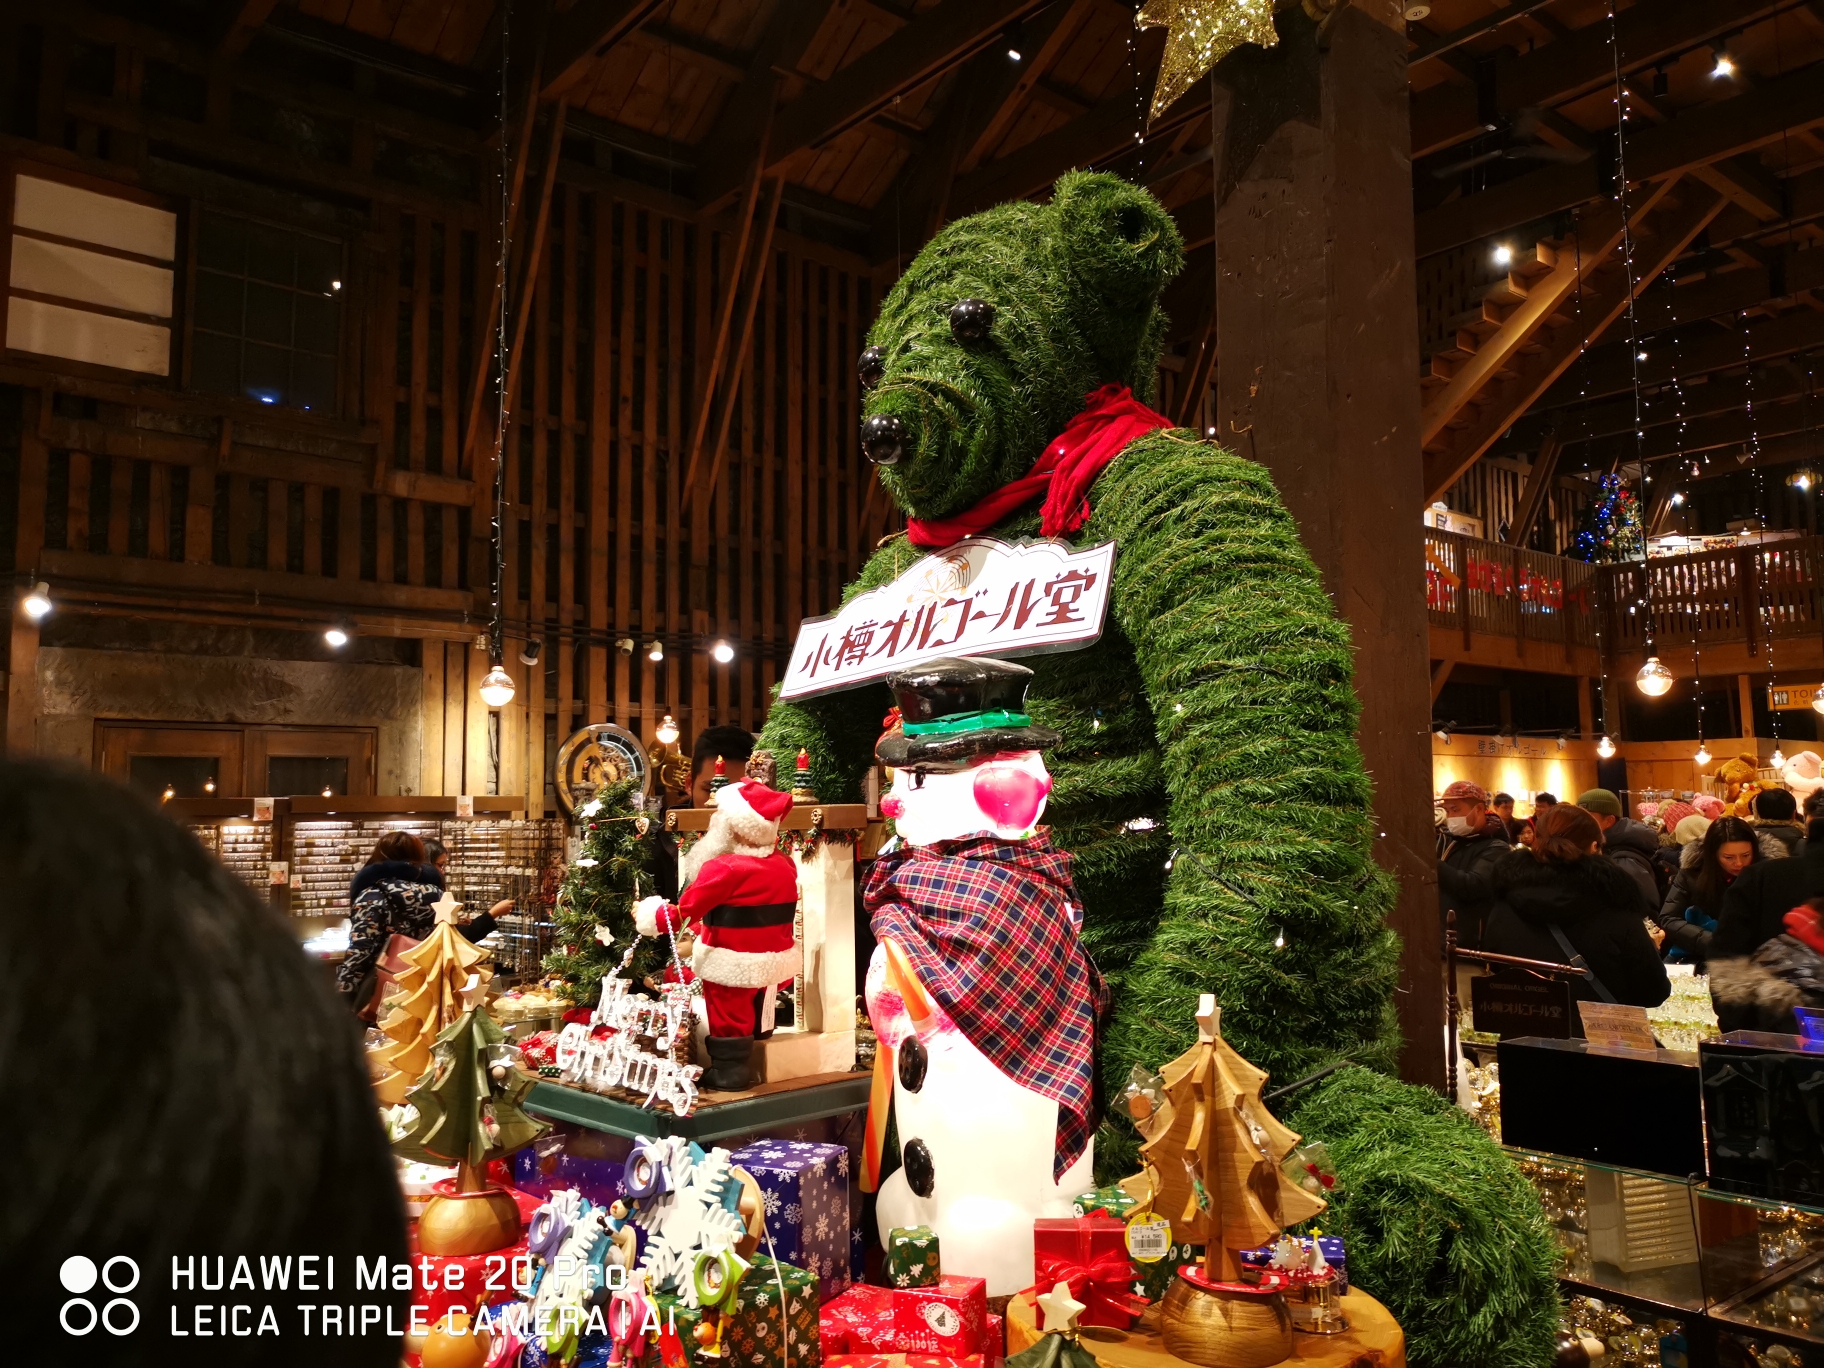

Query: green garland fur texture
[[759, 172, 1558, 1368]]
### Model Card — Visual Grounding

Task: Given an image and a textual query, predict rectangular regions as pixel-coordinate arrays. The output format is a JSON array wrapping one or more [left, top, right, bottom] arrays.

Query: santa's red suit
[[636, 780, 800, 1041]]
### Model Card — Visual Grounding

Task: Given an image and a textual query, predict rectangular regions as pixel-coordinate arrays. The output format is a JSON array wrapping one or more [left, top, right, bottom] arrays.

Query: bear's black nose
[[858, 344, 885, 389], [861, 413, 906, 466], [949, 298, 995, 343]]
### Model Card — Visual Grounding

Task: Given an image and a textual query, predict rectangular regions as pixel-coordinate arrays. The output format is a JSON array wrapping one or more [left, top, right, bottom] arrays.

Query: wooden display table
[[1007, 1286, 1404, 1368], [524, 1069, 870, 1143]]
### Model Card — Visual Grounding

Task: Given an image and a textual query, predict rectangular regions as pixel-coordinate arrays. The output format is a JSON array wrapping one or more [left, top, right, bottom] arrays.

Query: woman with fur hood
[[1655, 816, 1782, 965], [1483, 804, 1671, 1023], [1709, 900, 1824, 1033]]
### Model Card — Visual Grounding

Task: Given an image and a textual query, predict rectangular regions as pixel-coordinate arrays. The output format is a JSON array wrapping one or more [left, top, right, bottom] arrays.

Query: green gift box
[[885, 1225, 941, 1289], [724, 1254, 822, 1368], [1073, 1186, 1139, 1221], [650, 1291, 710, 1368]]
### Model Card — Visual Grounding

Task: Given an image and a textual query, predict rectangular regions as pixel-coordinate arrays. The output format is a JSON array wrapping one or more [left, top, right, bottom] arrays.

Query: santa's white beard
[[680, 815, 774, 883]]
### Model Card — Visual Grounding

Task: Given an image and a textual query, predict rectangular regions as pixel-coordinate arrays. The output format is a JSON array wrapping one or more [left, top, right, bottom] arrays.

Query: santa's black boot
[[702, 1035, 756, 1091]]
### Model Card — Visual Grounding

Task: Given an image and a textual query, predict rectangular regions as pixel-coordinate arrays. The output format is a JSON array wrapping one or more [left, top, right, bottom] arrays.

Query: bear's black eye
[[1116, 204, 1150, 244], [858, 345, 885, 389], [949, 298, 995, 344]]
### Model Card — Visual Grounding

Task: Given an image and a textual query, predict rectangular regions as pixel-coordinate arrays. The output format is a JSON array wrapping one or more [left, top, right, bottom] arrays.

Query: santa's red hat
[[718, 779, 793, 825]]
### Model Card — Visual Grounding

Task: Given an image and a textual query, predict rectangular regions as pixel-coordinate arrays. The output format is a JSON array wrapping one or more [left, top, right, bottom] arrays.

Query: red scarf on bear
[[904, 383, 1173, 550]]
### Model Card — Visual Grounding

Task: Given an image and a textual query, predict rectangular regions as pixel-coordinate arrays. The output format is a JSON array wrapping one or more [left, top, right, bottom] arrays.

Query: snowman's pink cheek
[[972, 766, 1047, 830], [880, 796, 904, 819]]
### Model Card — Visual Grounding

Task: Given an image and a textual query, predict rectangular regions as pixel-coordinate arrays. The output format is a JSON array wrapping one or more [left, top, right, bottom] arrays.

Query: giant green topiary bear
[[758, 171, 1558, 1368]]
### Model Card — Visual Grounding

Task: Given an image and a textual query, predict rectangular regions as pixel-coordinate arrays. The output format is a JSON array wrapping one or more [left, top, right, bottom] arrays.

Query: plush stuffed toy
[[758, 172, 1558, 1366], [1784, 750, 1824, 805], [1712, 752, 1763, 818]]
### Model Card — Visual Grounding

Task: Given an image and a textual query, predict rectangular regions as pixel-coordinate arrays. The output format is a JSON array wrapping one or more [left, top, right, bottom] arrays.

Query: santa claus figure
[[863, 655, 1107, 1295], [635, 778, 800, 1091]]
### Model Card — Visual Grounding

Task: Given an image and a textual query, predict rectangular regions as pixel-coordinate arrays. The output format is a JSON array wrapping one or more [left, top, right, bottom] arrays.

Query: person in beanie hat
[[636, 778, 799, 1091], [1578, 787, 1663, 907], [1436, 779, 1507, 949]]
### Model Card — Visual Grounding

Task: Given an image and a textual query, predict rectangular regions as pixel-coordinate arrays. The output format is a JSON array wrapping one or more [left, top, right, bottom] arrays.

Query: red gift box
[[822, 1283, 897, 1353], [1032, 1215, 1147, 1330], [892, 1275, 988, 1355], [982, 1314, 1004, 1368]]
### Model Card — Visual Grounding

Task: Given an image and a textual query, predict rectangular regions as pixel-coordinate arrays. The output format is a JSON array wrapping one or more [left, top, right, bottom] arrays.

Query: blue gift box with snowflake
[[730, 1138, 853, 1303]]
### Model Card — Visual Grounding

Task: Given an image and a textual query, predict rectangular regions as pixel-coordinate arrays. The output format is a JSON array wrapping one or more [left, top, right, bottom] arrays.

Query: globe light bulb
[[1772, 746, 1787, 769], [478, 666, 516, 708], [21, 581, 52, 620], [656, 715, 680, 746], [712, 640, 734, 663], [1597, 735, 1617, 759], [1811, 684, 1824, 715], [1636, 656, 1674, 697], [324, 626, 349, 648], [1694, 743, 1711, 767]]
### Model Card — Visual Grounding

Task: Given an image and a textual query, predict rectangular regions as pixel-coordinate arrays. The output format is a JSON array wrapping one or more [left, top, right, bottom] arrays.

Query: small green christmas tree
[[394, 1004, 548, 1182], [544, 777, 668, 1006], [1567, 473, 1644, 563]]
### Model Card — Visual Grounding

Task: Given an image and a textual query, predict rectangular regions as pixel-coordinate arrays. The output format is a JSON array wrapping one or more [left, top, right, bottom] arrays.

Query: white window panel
[[13, 175, 176, 261], [6, 296, 170, 375], [11, 235, 173, 318]]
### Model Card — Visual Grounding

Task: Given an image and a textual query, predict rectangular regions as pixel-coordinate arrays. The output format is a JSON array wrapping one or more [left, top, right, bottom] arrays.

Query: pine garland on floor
[[542, 778, 666, 1006], [1286, 1068, 1562, 1368]]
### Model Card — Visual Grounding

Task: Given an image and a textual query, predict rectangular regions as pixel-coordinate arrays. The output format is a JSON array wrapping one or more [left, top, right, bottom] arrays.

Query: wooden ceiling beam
[[694, 0, 837, 215], [699, 0, 1046, 208], [622, 24, 749, 86], [1506, 433, 1564, 547], [217, 0, 277, 61], [957, 0, 1097, 173], [1416, 57, 1824, 256], [1421, 180, 1727, 503], [537, 0, 670, 102], [1408, 0, 1563, 69], [1411, 0, 1792, 158]]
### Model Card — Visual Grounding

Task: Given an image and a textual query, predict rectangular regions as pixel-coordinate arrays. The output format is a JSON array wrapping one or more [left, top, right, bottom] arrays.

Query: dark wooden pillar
[[1212, 2, 1441, 1087]]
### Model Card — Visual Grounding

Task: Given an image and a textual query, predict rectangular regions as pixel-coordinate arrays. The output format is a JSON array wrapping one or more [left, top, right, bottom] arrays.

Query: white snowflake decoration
[[633, 1137, 748, 1305]]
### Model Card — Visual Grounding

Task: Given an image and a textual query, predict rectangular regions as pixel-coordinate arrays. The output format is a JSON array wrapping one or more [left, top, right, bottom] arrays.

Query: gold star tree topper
[[1136, 0, 1281, 123]]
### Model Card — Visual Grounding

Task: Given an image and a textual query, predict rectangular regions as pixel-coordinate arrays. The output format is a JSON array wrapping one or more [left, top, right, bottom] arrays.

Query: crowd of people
[[1440, 775, 1824, 1035]]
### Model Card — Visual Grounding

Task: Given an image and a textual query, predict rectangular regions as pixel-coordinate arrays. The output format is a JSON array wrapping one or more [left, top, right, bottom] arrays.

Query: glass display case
[[1698, 1186, 1824, 1344], [1511, 1149, 1706, 1310]]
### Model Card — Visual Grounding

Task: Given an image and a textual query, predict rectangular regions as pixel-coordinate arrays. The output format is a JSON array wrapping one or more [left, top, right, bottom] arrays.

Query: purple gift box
[[1238, 1235, 1347, 1293], [730, 1138, 853, 1303]]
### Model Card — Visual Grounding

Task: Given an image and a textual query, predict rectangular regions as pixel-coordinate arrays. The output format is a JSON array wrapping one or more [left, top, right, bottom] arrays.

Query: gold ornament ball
[[421, 1310, 491, 1368]]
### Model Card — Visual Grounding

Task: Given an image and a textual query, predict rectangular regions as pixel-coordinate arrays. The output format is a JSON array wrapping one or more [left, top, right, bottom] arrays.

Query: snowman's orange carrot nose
[[883, 937, 939, 1032]]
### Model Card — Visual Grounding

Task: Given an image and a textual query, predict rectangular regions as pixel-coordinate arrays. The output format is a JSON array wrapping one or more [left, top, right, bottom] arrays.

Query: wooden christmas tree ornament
[[1142, 995, 1328, 1368]]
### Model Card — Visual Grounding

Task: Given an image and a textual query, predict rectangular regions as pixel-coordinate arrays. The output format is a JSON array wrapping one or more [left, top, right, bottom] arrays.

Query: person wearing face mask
[[1436, 779, 1509, 950]]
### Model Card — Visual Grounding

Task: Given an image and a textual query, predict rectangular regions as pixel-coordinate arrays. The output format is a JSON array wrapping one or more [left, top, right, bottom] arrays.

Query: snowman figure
[[862, 656, 1106, 1296]]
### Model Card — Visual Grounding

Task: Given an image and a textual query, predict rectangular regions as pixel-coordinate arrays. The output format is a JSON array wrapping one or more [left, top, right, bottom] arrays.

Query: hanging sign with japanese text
[[779, 537, 1117, 700]]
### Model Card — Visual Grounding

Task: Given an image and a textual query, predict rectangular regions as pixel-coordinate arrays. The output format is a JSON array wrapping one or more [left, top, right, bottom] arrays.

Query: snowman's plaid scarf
[[864, 832, 1108, 1178]]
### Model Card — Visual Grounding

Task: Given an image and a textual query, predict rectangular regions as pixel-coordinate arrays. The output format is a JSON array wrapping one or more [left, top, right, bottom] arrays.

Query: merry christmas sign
[[780, 537, 1116, 700]]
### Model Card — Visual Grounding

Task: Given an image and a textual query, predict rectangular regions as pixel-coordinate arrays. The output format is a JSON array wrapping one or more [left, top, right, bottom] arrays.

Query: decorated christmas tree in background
[[1567, 473, 1644, 563], [544, 777, 668, 1006]]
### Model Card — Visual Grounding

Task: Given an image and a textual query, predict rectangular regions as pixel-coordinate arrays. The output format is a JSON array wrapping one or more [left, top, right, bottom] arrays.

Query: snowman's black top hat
[[875, 656, 1060, 769]]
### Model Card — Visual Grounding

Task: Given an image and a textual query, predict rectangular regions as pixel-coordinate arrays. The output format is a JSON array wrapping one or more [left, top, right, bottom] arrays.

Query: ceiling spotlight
[[519, 638, 543, 666], [617, 637, 635, 655], [1432, 724, 1451, 744], [162, 784, 175, 801], [1800, 475, 1814, 492], [478, 665, 516, 708], [647, 640, 664, 663], [712, 640, 734, 664], [1636, 656, 1674, 696], [1404, 2, 1431, 19], [1597, 734, 1617, 759], [1492, 244, 1513, 268], [331, 280, 342, 290], [1671, 492, 1685, 505], [1695, 742, 1712, 767], [1637, 351, 1648, 361], [1556, 734, 1568, 751], [1712, 51, 1736, 79], [656, 714, 680, 746], [20, 581, 52, 620], [324, 624, 349, 648], [1007, 46, 1022, 61]]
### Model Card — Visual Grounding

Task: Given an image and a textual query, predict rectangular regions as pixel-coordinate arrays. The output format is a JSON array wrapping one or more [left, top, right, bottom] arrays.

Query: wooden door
[[246, 726, 377, 797], [96, 723, 244, 798]]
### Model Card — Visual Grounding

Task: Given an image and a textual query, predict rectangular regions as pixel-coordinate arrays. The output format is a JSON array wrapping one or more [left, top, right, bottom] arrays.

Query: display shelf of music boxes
[[166, 795, 566, 981]]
